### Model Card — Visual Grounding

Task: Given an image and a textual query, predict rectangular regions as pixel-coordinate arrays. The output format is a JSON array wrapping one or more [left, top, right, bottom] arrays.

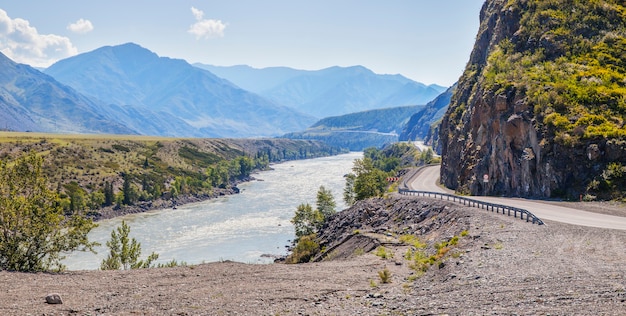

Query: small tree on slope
[[0, 152, 98, 272], [100, 221, 158, 270]]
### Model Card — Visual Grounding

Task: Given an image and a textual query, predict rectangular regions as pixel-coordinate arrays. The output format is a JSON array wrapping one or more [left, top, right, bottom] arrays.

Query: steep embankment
[[440, 0, 626, 199]]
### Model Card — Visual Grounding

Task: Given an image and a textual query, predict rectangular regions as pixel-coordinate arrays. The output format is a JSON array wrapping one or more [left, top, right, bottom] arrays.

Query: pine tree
[[104, 181, 114, 207], [100, 221, 158, 270], [316, 186, 336, 219]]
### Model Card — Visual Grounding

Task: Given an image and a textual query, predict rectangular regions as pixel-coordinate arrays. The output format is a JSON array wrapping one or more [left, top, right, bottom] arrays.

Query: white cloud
[[191, 7, 204, 21], [0, 9, 77, 68], [188, 7, 226, 40], [67, 18, 94, 34]]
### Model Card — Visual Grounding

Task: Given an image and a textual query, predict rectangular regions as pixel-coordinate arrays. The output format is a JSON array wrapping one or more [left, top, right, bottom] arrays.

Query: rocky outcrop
[[439, 0, 626, 198], [312, 196, 471, 262]]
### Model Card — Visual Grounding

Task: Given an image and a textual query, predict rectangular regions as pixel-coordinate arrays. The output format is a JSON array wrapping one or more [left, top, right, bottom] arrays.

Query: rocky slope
[[439, 0, 626, 199]]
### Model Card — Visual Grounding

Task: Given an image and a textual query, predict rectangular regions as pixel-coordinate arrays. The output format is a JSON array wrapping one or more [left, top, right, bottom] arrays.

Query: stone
[[45, 293, 63, 304], [587, 144, 601, 161]]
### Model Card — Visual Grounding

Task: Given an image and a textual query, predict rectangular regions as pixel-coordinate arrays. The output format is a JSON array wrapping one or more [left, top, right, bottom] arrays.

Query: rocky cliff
[[439, 0, 626, 199]]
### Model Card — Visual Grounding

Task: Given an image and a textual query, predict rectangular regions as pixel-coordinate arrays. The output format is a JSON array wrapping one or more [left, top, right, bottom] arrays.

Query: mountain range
[[0, 52, 135, 134], [44, 43, 314, 137], [0, 42, 449, 140], [194, 64, 446, 118], [399, 84, 455, 142], [282, 82, 456, 151]]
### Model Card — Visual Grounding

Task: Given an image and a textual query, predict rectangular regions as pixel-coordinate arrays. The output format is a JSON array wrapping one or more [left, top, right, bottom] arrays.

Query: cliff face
[[440, 0, 626, 199]]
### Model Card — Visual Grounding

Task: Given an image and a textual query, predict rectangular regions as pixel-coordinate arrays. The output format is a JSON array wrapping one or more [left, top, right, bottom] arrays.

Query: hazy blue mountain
[[193, 64, 447, 118], [104, 103, 205, 137], [399, 84, 456, 141], [283, 105, 423, 151], [193, 64, 308, 93], [378, 81, 446, 108], [0, 52, 136, 134], [45, 43, 315, 137]]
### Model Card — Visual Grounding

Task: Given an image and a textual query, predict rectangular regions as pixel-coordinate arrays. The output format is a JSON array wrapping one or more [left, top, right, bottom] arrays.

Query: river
[[63, 152, 362, 270]]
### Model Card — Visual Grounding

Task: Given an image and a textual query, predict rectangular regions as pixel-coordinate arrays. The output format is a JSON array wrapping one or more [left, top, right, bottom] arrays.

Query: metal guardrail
[[398, 188, 545, 225]]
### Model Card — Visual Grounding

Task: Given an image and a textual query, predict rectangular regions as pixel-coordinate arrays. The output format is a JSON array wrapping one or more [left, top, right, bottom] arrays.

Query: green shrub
[[399, 234, 427, 248], [375, 246, 394, 260], [378, 267, 392, 284], [0, 152, 98, 272], [406, 231, 468, 277], [157, 259, 187, 268], [286, 234, 320, 264]]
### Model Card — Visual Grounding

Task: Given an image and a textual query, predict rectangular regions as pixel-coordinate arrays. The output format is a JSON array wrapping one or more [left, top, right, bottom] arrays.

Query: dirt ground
[[1, 196, 625, 315]]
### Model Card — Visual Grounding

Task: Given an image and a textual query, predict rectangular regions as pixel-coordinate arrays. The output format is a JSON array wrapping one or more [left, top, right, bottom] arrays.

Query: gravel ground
[[1, 196, 625, 315]]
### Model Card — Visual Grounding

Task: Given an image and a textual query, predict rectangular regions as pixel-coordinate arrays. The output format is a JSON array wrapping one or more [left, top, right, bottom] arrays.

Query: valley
[[0, 132, 344, 221], [0, 0, 625, 315]]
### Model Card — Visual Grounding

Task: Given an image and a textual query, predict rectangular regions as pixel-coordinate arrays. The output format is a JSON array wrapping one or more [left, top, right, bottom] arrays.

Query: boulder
[[45, 293, 63, 304]]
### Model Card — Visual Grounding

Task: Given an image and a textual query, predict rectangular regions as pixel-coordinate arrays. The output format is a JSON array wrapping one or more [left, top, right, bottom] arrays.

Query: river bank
[[87, 181, 243, 221], [62, 152, 361, 270], [4, 195, 625, 315]]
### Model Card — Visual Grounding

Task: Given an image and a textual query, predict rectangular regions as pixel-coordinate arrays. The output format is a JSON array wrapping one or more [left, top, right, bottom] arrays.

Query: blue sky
[[0, 1, 484, 86]]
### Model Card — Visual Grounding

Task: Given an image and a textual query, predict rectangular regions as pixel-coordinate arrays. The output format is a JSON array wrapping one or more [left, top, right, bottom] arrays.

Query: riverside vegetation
[[288, 142, 438, 263], [0, 132, 343, 272]]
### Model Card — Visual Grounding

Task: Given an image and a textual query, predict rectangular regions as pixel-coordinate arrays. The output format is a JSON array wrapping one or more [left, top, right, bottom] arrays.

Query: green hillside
[[481, 0, 626, 142], [283, 105, 423, 150], [0, 133, 344, 217]]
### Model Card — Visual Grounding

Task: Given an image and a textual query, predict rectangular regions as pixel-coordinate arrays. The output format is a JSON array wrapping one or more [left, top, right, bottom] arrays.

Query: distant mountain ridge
[[399, 84, 455, 142], [283, 105, 424, 151], [0, 42, 445, 139], [45, 43, 315, 137], [194, 63, 446, 118], [192, 64, 307, 93], [0, 52, 136, 134]]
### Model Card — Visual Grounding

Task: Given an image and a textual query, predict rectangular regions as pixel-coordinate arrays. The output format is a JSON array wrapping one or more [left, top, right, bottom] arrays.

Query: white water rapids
[[63, 152, 362, 270]]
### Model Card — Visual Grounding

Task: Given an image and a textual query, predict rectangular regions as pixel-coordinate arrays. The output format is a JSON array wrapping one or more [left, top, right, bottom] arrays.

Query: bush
[[0, 152, 98, 272], [378, 267, 392, 284], [375, 246, 394, 260], [285, 234, 320, 264], [399, 234, 427, 248]]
